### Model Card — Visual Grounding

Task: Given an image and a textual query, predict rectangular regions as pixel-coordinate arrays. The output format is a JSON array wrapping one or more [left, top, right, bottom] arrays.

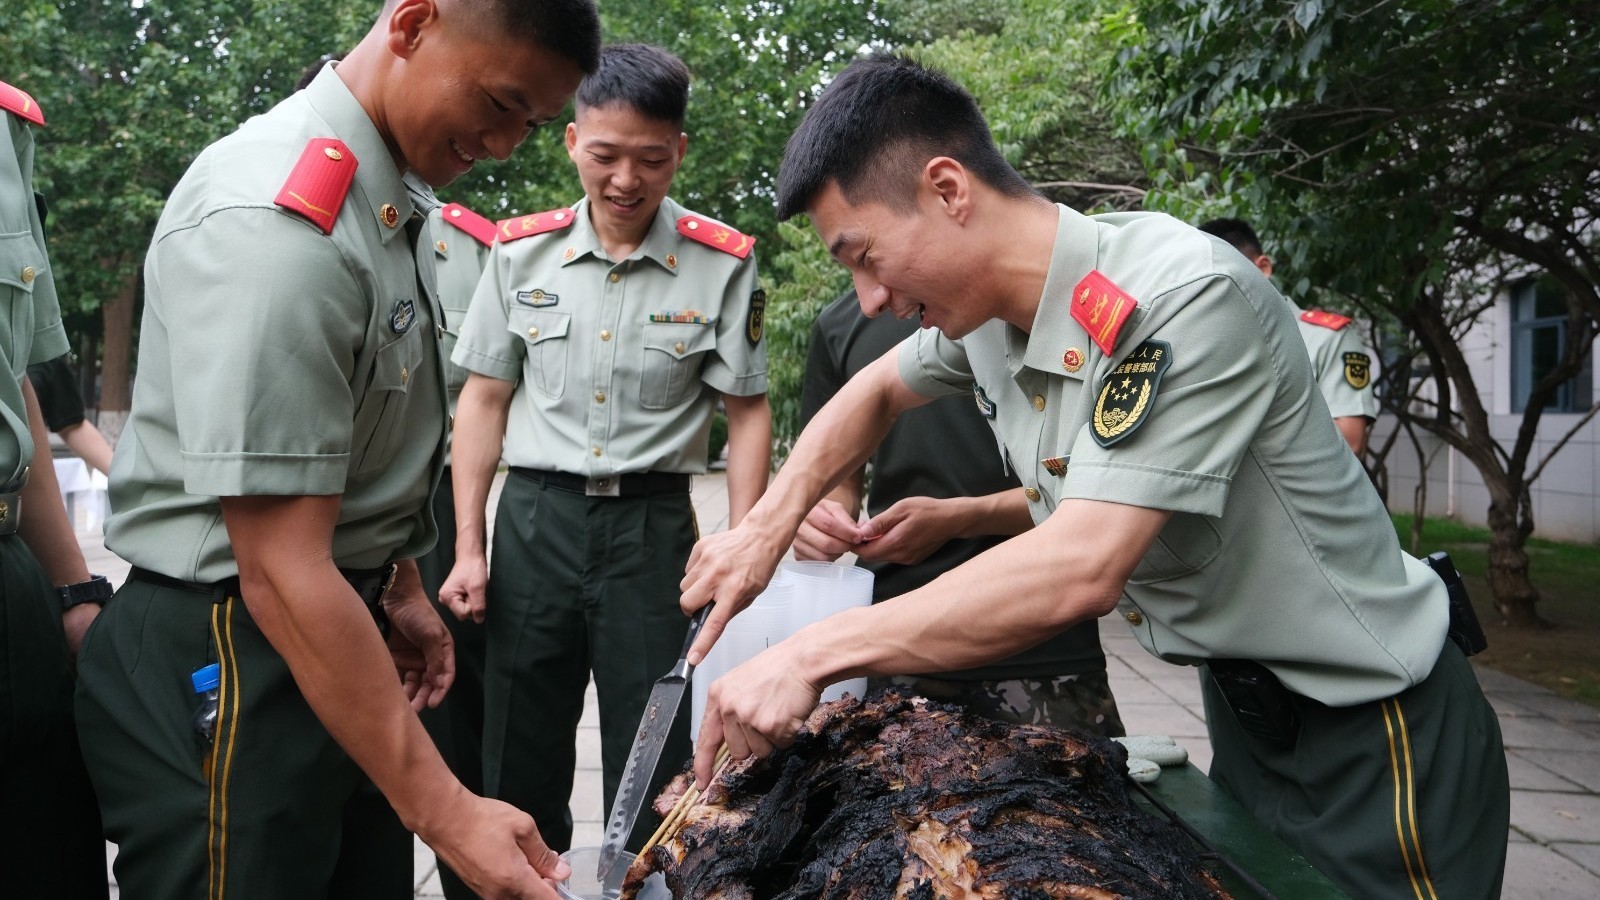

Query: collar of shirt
[[558, 196, 684, 276], [1014, 204, 1098, 375], [302, 66, 415, 246]]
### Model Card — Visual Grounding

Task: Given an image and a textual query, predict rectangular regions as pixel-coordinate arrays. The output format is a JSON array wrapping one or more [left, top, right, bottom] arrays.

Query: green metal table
[[1134, 764, 1351, 899]]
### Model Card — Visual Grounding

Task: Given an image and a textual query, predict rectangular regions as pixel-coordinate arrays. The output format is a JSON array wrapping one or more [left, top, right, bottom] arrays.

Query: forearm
[[950, 487, 1035, 539], [722, 394, 771, 527], [16, 378, 90, 585], [450, 376, 512, 559], [236, 555, 461, 833], [791, 500, 1167, 683], [827, 470, 865, 519], [1335, 416, 1369, 457], [60, 421, 114, 476]]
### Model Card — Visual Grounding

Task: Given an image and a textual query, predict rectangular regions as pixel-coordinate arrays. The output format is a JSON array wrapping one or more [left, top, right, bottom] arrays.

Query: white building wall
[[1374, 296, 1600, 544]]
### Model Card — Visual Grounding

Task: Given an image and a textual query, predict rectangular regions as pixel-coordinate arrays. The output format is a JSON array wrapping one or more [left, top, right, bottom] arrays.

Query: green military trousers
[[1203, 642, 1509, 900], [415, 470, 486, 900], [75, 576, 412, 900], [0, 534, 107, 899], [481, 470, 696, 852]]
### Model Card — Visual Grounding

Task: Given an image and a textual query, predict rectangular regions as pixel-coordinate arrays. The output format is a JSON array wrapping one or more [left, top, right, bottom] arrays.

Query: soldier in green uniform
[[1200, 217, 1377, 455], [74, 2, 601, 898], [443, 44, 771, 851], [416, 199, 496, 900], [1, 77, 111, 900], [682, 55, 1508, 900], [798, 290, 1123, 735]]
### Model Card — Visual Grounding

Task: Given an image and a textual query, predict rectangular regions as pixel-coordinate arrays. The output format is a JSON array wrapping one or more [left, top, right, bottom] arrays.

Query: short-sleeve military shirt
[[2, 103, 71, 490], [1296, 305, 1378, 421], [428, 203, 493, 465], [106, 67, 448, 581], [453, 196, 766, 476], [898, 205, 1446, 706]]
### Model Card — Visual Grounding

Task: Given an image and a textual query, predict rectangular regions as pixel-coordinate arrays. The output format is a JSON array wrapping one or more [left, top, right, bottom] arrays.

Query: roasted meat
[[622, 692, 1229, 899]]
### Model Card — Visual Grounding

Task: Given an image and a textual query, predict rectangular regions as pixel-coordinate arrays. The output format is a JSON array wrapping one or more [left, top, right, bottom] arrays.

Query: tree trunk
[[96, 266, 136, 446], [1483, 484, 1541, 627]]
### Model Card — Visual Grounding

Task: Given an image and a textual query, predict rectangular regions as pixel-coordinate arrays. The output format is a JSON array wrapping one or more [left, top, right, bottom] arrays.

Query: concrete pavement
[[74, 472, 1600, 898]]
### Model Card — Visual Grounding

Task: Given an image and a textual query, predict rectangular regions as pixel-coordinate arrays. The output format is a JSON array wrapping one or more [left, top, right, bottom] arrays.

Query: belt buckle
[[586, 476, 621, 498], [378, 563, 399, 600]]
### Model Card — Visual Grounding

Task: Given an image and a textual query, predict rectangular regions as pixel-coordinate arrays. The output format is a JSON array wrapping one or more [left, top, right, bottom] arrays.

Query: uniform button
[[600, 330, 613, 341], [400, 367, 410, 384], [21, 266, 36, 284], [592, 446, 602, 457], [1024, 488, 1041, 502], [594, 391, 606, 404], [609, 272, 621, 283], [448, 415, 455, 431], [323, 147, 343, 161], [1125, 611, 1144, 626], [435, 240, 447, 253], [674, 341, 686, 354], [528, 326, 540, 339], [1032, 394, 1046, 411]]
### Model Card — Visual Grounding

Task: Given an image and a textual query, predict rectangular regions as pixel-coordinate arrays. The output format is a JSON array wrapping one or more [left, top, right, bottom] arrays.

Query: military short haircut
[[575, 44, 692, 128], [775, 53, 1037, 221], [455, 0, 602, 75], [1198, 217, 1265, 259]]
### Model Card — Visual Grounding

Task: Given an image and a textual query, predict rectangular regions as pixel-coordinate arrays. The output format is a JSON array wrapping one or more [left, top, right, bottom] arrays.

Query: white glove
[[1112, 735, 1188, 783]]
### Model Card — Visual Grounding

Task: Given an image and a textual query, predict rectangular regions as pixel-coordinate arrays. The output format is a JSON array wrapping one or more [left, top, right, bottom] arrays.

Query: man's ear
[[924, 156, 971, 224], [385, 0, 439, 59]]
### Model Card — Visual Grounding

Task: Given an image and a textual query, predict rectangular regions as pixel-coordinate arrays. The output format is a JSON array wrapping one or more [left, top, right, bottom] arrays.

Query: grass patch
[[1393, 513, 1600, 709]]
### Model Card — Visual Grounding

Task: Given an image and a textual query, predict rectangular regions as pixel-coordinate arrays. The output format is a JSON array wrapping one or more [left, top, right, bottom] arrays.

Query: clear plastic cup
[[556, 846, 669, 900]]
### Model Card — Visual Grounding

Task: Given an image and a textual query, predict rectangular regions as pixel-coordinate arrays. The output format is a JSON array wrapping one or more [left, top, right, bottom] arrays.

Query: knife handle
[[674, 603, 713, 679]]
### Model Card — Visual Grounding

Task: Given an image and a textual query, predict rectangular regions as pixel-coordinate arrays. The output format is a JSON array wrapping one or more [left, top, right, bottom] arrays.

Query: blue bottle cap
[[191, 663, 222, 693]]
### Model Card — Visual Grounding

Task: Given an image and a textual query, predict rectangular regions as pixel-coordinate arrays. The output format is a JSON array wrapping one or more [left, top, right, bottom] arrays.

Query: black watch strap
[[59, 574, 113, 611]]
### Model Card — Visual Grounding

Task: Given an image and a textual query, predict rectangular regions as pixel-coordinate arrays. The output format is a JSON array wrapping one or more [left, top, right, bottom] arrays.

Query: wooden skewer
[[640, 745, 732, 854]]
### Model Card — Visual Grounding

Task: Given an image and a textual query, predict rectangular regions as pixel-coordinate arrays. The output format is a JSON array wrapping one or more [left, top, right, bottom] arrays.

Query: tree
[[1115, 0, 1600, 626]]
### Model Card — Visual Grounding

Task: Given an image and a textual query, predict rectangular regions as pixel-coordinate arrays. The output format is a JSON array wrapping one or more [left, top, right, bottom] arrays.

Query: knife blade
[[596, 603, 712, 883]]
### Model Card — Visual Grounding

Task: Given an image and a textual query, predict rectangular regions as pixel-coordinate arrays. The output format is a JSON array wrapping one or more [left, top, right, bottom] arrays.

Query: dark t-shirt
[[26, 355, 88, 433], [800, 291, 1104, 680]]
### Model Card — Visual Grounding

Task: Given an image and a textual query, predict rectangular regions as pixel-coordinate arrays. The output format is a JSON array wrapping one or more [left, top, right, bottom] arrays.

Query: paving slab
[[1505, 841, 1600, 900], [1512, 791, 1600, 843]]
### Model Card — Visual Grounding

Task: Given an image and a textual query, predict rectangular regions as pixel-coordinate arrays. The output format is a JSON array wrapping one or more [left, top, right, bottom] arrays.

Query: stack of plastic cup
[[777, 561, 873, 702], [689, 573, 794, 742], [556, 846, 668, 899]]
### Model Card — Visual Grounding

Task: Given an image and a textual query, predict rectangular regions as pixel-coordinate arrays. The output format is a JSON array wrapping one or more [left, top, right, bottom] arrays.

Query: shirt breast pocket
[[355, 327, 424, 477], [640, 321, 715, 410], [0, 230, 45, 361], [508, 309, 571, 400], [1126, 513, 1223, 584]]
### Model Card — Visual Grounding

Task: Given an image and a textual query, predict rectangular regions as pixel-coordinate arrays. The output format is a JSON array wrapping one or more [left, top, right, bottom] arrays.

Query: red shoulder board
[[676, 214, 754, 260], [273, 138, 357, 235], [441, 203, 496, 247], [1300, 309, 1352, 331], [1071, 270, 1139, 356], [0, 81, 45, 126], [497, 208, 576, 243]]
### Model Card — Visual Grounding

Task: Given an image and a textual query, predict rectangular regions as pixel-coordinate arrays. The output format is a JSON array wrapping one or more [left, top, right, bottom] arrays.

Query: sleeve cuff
[[702, 361, 767, 397], [181, 450, 351, 497], [1061, 460, 1231, 518], [451, 345, 522, 383]]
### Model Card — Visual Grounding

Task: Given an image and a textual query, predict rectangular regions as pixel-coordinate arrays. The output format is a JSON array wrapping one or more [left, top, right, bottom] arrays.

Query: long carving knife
[[596, 603, 712, 883]]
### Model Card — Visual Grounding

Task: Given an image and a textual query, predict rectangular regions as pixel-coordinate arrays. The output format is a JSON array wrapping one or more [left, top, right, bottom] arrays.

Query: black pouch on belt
[[1207, 659, 1301, 750], [1422, 550, 1488, 657]]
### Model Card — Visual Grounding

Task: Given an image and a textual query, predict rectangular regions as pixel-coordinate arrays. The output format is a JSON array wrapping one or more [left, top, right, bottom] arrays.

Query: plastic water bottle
[[191, 663, 221, 746]]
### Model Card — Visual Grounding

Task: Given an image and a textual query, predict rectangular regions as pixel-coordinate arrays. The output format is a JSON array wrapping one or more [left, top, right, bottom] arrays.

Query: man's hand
[[679, 522, 789, 666], [853, 496, 965, 566], [423, 792, 571, 899], [62, 603, 100, 658], [382, 568, 456, 712], [439, 555, 489, 623], [693, 642, 822, 788], [793, 498, 865, 562]]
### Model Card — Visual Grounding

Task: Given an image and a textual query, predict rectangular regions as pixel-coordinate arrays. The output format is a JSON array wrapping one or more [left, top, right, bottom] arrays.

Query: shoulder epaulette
[[676, 214, 755, 260], [0, 81, 45, 127], [440, 203, 497, 246], [1301, 309, 1352, 331], [273, 138, 357, 235], [1070, 269, 1139, 355], [497, 208, 576, 243]]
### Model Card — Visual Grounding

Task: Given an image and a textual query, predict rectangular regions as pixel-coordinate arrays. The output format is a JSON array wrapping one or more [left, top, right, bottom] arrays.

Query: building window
[[1510, 276, 1593, 414]]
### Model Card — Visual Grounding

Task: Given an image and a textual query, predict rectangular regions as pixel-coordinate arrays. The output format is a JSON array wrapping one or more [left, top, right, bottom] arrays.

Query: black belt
[[0, 490, 19, 537], [127, 564, 396, 636], [510, 467, 690, 498]]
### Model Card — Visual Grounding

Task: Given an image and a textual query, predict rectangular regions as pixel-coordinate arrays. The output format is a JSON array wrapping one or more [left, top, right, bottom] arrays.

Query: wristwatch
[[58, 574, 113, 612]]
